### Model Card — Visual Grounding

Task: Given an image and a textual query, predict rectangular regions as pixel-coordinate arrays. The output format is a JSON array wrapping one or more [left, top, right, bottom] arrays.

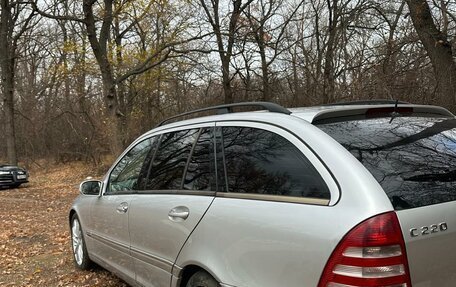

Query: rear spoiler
[[311, 105, 454, 124]]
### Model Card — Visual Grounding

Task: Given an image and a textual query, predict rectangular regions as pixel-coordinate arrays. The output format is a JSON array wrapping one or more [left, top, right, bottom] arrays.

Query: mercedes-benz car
[[69, 101, 456, 287], [0, 164, 29, 188]]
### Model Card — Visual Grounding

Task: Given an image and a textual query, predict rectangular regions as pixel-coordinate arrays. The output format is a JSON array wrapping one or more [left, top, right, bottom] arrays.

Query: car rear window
[[317, 117, 456, 210]]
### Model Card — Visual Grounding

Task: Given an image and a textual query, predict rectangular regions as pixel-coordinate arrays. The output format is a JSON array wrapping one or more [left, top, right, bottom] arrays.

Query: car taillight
[[318, 212, 412, 287]]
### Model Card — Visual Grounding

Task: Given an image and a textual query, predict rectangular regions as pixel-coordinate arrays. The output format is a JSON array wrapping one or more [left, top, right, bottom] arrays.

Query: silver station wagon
[[70, 101, 456, 287]]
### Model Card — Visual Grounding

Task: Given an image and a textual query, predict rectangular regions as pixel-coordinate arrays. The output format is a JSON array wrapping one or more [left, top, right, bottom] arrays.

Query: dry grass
[[0, 162, 128, 287]]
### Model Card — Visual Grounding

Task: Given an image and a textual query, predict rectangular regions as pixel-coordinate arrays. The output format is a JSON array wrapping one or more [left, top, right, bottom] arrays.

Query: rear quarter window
[[317, 117, 456, 210], [218, 126, 330, 200]]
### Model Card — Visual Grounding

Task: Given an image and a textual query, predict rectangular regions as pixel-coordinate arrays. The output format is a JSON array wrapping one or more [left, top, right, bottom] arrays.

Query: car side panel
[[87, 195, 136, 281], [175, 118, 394, 286], [175, 197, 392, 287], [70, 195, 96, 255], [129, 194, 215, 287], [71, 195, 138, 287], [89, 254, 139, 287]]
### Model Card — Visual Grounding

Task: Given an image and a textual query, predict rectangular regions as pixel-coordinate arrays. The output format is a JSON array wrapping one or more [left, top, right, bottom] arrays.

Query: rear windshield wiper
[[391, 195, 412, 210], [389, 100, 401, 123]]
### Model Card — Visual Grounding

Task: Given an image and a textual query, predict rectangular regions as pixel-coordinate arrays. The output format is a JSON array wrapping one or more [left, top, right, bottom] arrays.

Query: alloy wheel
[[71, 218, 84, 266]]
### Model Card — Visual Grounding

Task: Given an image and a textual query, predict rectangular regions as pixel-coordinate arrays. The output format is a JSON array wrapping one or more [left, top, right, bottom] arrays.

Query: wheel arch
[[69, 209, 76, 226], [178, 264, 219, 287]]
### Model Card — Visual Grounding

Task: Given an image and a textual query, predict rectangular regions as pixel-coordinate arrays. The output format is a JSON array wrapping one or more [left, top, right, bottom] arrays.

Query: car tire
[[70, 214, 92, 270], [186, 270, 219, 287]]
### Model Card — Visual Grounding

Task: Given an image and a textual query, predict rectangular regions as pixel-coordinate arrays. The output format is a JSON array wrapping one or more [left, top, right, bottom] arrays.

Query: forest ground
[[0, 162, 128, 286]]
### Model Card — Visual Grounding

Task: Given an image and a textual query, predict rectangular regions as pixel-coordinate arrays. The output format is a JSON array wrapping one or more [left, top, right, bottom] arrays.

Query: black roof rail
[[158, 101, 291, 127], [321, 99, 410, 106]]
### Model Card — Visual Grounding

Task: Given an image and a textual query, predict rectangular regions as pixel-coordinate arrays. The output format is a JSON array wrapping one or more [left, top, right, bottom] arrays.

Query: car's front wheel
[[186, 270, 219, 287], [70, 214, 92, 270]]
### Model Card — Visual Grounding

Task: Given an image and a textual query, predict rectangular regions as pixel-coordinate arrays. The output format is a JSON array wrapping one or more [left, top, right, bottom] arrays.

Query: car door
[[88, 137, 157, 282], [128, 124, 217, 287]]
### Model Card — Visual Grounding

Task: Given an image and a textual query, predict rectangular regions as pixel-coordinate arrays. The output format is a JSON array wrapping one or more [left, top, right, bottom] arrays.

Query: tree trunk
[[100, 72, 124, 153], [382, 2, 405, 99], [322, 0, 338, 104], [291, 46, 301, 105], [257, 27, 270, 102], [405, 0, 456, 110], [114, 13, 129, 143], [0, 0, 18, 165], [200, 0, 251, 104], [83, 0, 124, 153], [221, 58, 233, 104]]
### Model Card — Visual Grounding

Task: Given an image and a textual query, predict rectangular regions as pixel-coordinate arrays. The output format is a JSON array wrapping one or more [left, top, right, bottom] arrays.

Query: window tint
[[220, 127, 330, 199], [318, 117, 456, 210], [144, 129, 199, 190], [215, 127, 226, 192], [183, 128, 216, 191], [108, 138, 155, 194]]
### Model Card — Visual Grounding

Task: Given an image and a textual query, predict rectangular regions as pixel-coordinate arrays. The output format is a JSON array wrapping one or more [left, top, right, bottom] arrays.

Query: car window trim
[[135, 189, 216, 196], [180, 128, 204, 189], [213, 127, 220, 192], [215, 120, 340, 206], [213, 126, 229, 193], [144, 134, 163, 186], [217, 192, 330, 205], [218, 125, 330, 198]]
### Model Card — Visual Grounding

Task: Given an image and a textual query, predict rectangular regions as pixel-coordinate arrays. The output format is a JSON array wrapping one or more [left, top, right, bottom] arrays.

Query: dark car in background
[[0, 165, 29, 188]]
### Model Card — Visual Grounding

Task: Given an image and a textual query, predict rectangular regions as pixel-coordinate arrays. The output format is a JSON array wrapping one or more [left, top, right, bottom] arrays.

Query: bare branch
[[30, 1, 85, 23], [115, 32, 211, 83]]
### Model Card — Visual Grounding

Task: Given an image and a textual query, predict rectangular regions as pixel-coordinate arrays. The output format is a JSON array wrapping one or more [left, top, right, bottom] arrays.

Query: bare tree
[[1, 0, 455, 164], [199, 0, 254, 103], [33, 0, 205, 153], [241, 0, 304, 101], [405, 0, 456, 110], [0, 1, 35, 165]]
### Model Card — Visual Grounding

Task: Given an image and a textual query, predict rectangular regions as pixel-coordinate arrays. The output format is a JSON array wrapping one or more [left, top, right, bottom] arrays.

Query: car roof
[[143, 102, 454, 138]]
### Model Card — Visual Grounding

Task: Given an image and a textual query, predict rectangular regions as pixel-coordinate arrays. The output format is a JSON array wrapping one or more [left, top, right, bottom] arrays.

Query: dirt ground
[[0, 162, 128, 287]]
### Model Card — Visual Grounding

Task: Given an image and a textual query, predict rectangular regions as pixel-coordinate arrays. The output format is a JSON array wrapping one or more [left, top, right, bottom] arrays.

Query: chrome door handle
[[168, 206, 189, 222], [169, 210, 189, 218], [116, 202, 129, 213]]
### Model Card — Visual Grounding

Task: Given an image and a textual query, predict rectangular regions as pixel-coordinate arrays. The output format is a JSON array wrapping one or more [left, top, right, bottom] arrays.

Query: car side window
[[183, 127, 216, 191], [107, 137, 156, 194], [219, 126, 330, 199], [144, 129, 199, 190]]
